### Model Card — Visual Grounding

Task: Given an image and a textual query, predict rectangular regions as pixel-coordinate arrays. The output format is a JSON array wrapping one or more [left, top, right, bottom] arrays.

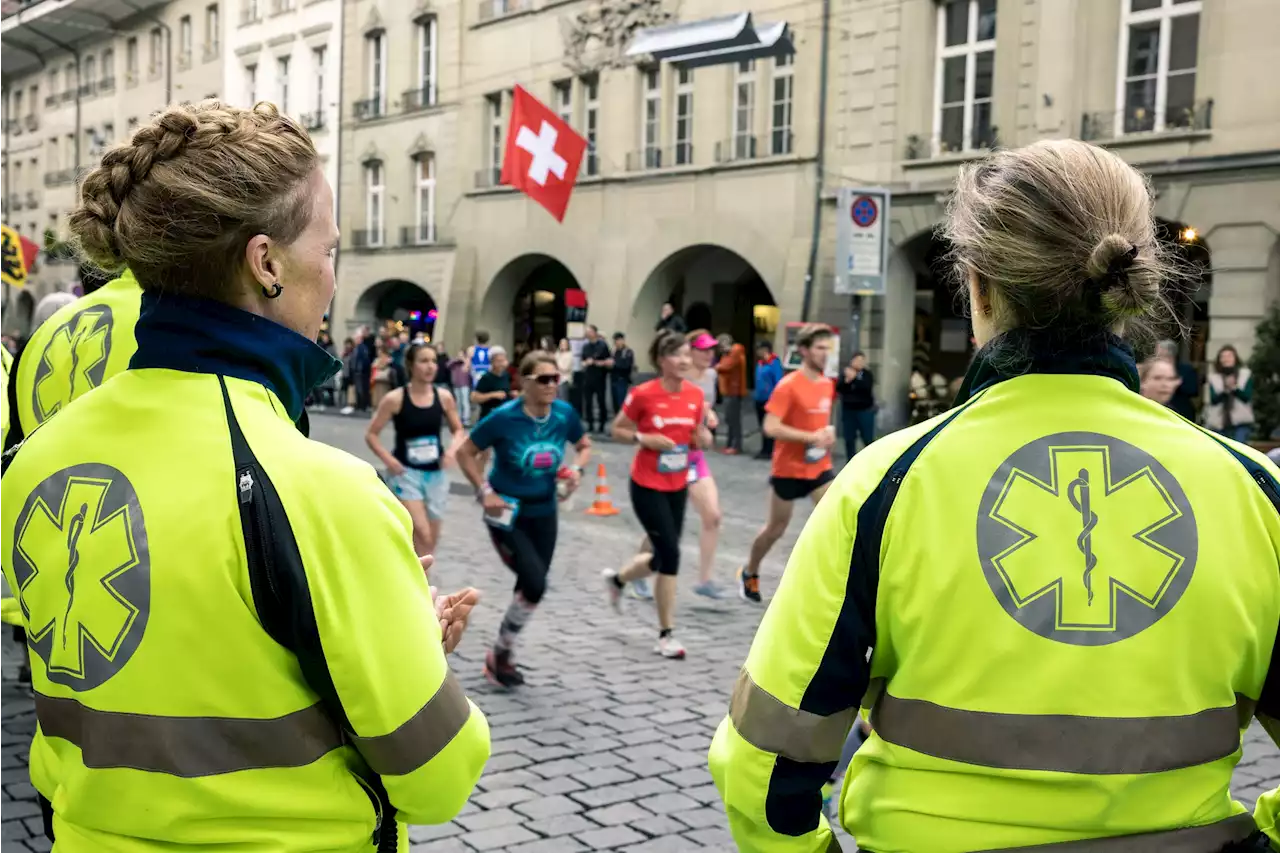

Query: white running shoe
[[655, 635, 686, 659], [603, 568, 623, 613], [628, 577, 654, 600]]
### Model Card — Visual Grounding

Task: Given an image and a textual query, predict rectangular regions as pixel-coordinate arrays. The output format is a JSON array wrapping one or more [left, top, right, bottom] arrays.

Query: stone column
[[1205, 223, 1279, 360]]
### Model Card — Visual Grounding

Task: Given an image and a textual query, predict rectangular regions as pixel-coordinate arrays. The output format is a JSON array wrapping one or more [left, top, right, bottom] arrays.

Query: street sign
[[834, 187, 890, 295]]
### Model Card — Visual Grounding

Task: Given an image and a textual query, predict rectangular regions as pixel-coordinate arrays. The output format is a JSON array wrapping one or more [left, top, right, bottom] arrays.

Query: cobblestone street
[[4, 413, 1280, 851]]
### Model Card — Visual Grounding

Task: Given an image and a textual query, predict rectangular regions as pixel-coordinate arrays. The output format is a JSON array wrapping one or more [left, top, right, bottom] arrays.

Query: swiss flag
[[501, 85, 587, 222]]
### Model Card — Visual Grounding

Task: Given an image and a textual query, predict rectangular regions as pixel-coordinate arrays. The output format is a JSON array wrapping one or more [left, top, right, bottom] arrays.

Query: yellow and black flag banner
[[1, 225, 37, 288]]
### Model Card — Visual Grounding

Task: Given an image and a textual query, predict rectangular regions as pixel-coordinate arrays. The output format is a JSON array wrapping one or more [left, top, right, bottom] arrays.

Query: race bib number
[[484, 495, 520, 531], [658, 445, 689, 473], [804, 445, 828, 464], [407, 436, 440, 466]]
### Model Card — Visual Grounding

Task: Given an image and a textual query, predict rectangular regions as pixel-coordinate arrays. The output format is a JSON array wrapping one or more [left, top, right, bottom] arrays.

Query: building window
[[368, 32, 386, 113], [417, 16, 437, 106], [12, 91, 22, 126], [149, 27, 164, 78], [64, 62, 76, 101], [734, 60, 755, 158], [179, 16, 193, 67], [934, 0, 996, 154], [312, 46, 326, 116], [46, 138, 58, 171], [244, 0, 259, 21], [83, 56, 96, 94], [205, 4, 220, 58], [1118, 0, 1200, 135], [415, 154, 436, 243], [582, 74, 599, 176], [276, 55, 290, 113], [554, 80, 572, 126], [673, 66, 693, 165], [64, 134, 74, 168], [641, 67, 660, 168], [126, 37, 139, 83], [101, 49, 114, 84], [103, 122, 114, 144], [48, 69, 58, 102], [365, 161, 384, 245], [486, 93, 504, 180], [245, 63, 257, 105], [771, 53, 793, 155]]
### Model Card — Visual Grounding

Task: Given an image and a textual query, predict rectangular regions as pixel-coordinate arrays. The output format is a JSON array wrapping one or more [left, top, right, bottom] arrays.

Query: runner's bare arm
[[438, 389, 467, 462], [455, 438, 486, 492], [365, 389, 405, 471], [762, 413, 821, 446]]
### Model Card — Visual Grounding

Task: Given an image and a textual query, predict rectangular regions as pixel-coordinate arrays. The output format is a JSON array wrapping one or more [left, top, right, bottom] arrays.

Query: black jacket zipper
[[1255, 472, 1280, 515]]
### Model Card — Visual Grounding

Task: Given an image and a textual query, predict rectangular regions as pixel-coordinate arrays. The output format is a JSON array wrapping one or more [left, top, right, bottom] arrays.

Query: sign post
[[834, 187, 891, 357]]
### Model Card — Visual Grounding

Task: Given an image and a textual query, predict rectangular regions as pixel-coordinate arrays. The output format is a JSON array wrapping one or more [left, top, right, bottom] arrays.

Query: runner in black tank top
[[393, 383, 444, 471], [366, 343, 466, 560]]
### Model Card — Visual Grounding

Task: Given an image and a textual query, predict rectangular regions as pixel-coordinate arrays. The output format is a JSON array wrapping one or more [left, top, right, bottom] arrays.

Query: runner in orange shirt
[[737, 323, 837, 603]]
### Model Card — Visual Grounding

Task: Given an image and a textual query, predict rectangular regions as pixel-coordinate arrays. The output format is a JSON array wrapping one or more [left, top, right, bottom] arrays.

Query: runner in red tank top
[[602, 330, 710, 659]]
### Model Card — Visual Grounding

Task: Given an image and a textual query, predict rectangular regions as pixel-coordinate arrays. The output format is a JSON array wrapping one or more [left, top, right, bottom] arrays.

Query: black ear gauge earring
[[262, 281, 283, 299]]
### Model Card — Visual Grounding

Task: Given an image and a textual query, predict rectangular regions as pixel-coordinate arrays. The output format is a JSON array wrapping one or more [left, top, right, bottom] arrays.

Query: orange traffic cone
[[585, 462, 621, 516]]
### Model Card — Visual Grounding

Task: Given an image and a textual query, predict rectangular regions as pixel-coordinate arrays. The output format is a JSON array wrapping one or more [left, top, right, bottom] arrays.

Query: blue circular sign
[[850, 196, 878, 228]]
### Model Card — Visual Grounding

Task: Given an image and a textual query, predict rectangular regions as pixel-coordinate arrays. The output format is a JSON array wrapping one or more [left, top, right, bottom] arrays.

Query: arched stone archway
[[480, 253, 584, 350], [354, 279, 439, 340], [1154, 218, 1212, 365], [630, 244, 778, 362]]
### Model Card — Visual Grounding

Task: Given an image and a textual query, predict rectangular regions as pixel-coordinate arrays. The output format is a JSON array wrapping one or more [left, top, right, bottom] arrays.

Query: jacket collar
[[953, 328, 1140, 405], [130, 289, 341, 422]]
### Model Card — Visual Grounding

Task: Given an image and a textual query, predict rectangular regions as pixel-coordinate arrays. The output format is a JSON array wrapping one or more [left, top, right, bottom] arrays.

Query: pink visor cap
[[691, 333, 718, 350]]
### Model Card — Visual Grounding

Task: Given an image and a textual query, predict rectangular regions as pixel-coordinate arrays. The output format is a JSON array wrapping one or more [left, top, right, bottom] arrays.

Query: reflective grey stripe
[[974, 813, 1256, 853], [872, 691, 1250, 775], [729, 669, 856, 764], [36, 693, 344, 778], [350, 671, 472, 776]]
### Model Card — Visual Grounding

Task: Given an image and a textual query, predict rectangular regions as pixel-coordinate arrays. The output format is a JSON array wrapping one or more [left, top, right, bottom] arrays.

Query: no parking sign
[[834, 187, 890, 295]]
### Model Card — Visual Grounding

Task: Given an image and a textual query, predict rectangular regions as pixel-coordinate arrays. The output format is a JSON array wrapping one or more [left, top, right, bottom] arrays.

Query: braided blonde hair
[[69, 99, 318, 298]]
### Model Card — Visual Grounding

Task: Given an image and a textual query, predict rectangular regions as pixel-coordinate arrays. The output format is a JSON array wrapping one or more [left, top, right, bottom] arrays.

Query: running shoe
[[655, 635, 687, 659], [483, 649, 525, 688], [628, 577, 654, 600], [603, 568, 624, 612], [737, 566, 762, 604], [693, 580, 724, 599]]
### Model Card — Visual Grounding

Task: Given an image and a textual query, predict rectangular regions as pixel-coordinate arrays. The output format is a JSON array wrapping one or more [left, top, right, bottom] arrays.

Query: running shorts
[[769, 469, 835, 502], [388, 467, 450, 519]]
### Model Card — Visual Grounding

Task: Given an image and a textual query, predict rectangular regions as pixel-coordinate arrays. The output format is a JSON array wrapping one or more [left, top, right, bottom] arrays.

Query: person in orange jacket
[[716, 335, 748, 454]]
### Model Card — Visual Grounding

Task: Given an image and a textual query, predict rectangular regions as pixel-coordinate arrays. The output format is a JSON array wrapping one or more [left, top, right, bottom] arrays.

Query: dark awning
[[2, 0, 169, 78], [626, 12, 794, 68]]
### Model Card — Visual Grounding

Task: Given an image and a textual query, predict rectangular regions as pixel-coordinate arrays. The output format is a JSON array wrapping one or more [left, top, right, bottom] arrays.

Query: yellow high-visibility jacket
[[14, 272, 142, 439], [2, 288, 489, 851], [710, 333, 1280, 853]]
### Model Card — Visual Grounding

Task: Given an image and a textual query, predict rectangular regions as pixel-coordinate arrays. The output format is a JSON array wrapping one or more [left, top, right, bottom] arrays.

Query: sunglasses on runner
[[526, 373, 560, 386]]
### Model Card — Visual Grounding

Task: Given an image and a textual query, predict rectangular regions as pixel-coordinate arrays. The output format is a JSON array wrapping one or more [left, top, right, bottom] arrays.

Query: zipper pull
[[238, 468, 254, 505]]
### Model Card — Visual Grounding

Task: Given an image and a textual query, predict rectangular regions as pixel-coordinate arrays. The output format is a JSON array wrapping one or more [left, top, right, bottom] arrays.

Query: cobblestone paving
[[4, 413, 1280, 851]]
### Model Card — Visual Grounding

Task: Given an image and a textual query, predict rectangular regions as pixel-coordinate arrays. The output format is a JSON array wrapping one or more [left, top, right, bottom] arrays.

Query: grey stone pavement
[[3, 412, 1280, 852]]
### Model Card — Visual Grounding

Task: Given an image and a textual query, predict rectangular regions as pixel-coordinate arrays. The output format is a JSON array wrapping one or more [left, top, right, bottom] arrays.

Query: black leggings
[[488, 511, 558, 604], [629, 480, 688, 576]]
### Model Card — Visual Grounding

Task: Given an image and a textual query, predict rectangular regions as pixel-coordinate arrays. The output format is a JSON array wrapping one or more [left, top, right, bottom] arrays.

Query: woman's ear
[[968, 267, 991, 317]]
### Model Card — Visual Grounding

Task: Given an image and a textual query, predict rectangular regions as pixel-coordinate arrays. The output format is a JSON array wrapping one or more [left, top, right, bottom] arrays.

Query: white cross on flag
[[500, 85, 588, 222]]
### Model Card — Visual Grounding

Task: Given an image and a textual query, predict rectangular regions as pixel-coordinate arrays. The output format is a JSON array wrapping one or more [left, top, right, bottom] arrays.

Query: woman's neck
[[660, 374, 683, 393], [523, 396, 551, 418], [409, 378, 433, 392]]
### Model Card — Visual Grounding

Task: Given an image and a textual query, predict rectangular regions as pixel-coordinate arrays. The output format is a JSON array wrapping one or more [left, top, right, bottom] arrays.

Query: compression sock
[[494, 593, 537, 654]]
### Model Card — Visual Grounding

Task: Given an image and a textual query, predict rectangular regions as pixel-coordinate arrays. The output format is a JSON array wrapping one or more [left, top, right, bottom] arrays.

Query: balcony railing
[[903, 125, 999, 160], [478, 0, 529, 22], [402, 86, 437, 113], [400, 223, 441, 246], [24, 190, 39, 209], [24, 114, 38, 131], [60, 89, 75, 103], [99, 76, 116, 93], [474, 166, 502, 189], [203, 42, 220, 61], [300, 111, 326, 132], [2, 119, 16, 135], [5, 194, 19, 211], [713, 133, 796, 164], [1080, 98, 1213, 142], [351, 229, 385, 249], [177, 50, 192, 70], [239, 6, 262, 24], [44, 94, 58, 108], [626, 144, 694, 171], [270, 0, 294, 13], [79, 82, 95, 97], [353, 97, 384, 121], [44, 169, 77, 187]]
